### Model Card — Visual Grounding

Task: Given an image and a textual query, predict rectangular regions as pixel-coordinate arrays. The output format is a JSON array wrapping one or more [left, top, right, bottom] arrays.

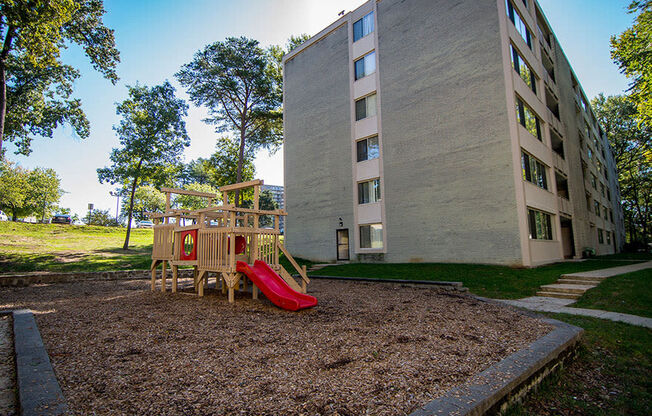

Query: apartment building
[[283, 0, 624, 266], [261, 184, 285, 233]]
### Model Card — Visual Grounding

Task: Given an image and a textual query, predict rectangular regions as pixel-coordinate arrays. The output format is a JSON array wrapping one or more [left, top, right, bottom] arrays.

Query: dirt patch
[[0, 279, 552, 415]]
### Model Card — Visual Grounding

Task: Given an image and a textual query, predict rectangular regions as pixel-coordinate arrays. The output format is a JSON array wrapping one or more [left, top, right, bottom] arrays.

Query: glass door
[[336, 229, 349, 260]]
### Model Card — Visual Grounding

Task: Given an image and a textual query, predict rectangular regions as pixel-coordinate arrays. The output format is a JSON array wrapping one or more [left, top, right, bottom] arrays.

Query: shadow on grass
[[0, 250, 153, 274]]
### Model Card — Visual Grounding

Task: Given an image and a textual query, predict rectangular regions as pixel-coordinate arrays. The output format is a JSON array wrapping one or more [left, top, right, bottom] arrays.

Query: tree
[[0, 161, 61, 220], [85, 208, 116, 226], [242, 189, 278, 228], [28, 167, 62, 222], [208, 136, 255, 187], [592, 94, 652, 246], [611, 1, 652, 125], [97, 81, 189, 250], [175, 183, 221, 211], [176, 37, 282, 204], [0, 0, 120, 156], [123, 185, 165, 222], [181, 158, 213, 186]]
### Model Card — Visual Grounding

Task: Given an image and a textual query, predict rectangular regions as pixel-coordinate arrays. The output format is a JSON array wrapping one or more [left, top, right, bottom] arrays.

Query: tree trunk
[[235, 127, 246, 207], [0, 26, 15, 158], [123, 160, 143, 250]]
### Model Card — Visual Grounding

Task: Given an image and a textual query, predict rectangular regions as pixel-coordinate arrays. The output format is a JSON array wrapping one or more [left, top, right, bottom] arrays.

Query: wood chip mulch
[[0, 279, 551, 415]]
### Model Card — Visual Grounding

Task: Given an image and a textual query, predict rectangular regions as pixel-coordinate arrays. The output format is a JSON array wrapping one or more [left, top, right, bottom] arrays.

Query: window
[[586, 193, 592, 211], [610, 209, 614, 223], [354, 51, 376, 80], [603, 205, 609, 220], [594, 200, 600, 216], [521, 152, 548, 189], [587, 147, 593, 161], [355, 93, 377, 121], [598, 229, 604, 244], [600, 182, 605, 197], [591, 174, 597, 189], [606, 231, 612, 245], [358, 179, 381, 204], [353, 11, 374, 42], [360, 223, 383, 248], [506, 0, 532, 48], [356, 136, 379, 162], [607, 189, 611, 201], [510, 45, 536, 93], [516, 97, 541, 140], [528, 209, 553, 240]]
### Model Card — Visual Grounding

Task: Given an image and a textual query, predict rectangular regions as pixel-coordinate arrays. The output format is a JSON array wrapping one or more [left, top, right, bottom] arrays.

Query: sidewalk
[[496, 260, 652, 329], [497, 296, 652, 329]]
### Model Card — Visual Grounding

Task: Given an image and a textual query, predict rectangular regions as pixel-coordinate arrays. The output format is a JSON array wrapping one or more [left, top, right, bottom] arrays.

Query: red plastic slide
[[236, 260, 318, 311]]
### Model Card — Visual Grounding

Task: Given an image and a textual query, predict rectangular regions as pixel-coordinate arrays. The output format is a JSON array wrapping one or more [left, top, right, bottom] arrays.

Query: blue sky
[[6, 0, 635, 217]]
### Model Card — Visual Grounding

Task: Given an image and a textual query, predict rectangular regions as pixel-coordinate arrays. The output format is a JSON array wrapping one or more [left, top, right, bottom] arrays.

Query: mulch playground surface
[[0, 279, 551, 415]]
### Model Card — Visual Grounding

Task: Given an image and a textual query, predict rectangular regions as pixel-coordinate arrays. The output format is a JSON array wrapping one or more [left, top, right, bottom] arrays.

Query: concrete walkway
[[497, 260, 652, 329], [497, 296, 652, 329]]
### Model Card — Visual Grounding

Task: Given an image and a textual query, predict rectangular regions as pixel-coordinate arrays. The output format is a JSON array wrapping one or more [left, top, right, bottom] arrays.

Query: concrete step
[[535, 291, 582, 300], [557, 278, 601, 285], [539, 283, 595, 294], [559, 274, 606, 282]]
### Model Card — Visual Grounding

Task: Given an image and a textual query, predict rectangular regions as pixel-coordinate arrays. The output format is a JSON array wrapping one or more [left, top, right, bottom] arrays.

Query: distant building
[[262, 184, 285, 233], [283, 0, 624, 266]]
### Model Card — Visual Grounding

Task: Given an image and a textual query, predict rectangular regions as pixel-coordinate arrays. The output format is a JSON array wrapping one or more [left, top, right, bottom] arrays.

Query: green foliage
[[573, 268, 652, 317], [97, 81, 189, 248], [0, 220, 153, 273], [311, 260, 642, 299], [85, 208, 117, 226], [180, 158, 213, 186], [506, 314, 652, 415], [592, 94, 651, 245], [611, 1, 652, 125], [0, 160, 61, 220], [123, 185, 165, 222], [208, 136, 255, 186], [0, 0, 120, 156], [176, 36, 282, 190], [174, 183, 220, 211]]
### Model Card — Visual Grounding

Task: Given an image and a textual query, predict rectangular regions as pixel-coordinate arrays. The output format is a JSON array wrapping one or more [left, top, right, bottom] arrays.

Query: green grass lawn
[[310, 260, 641, 299], [506, 314, 652, 416], [573, 268, 652, 318], [0, 221, 154, 273]]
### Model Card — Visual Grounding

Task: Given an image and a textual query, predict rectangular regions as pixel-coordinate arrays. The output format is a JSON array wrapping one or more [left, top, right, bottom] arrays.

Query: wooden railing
[[277, 241, 310, 292], [257, 230, 278, 267], [152, 224, 175, 260], [198, 228, 228, 271]]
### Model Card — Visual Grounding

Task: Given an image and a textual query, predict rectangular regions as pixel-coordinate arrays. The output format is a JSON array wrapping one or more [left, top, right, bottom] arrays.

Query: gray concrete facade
[[377, 0, 522, 264], [284, 24, 355, 260]]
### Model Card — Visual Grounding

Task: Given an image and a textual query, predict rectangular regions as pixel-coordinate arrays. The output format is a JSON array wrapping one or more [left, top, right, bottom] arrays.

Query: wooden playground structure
[[149, 179, 310, 304]]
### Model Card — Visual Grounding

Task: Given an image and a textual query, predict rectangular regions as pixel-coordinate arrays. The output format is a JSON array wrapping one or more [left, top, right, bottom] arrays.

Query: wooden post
[[198, 271, 206, 297], [165, 192, 171, 224], [221, 274, 226, 294], [302, 265, 307, 293], [252, 284, 258, 300], [151, 265, 156, 291], [161, 261, 167, 292], [172, 265, 178, 293]]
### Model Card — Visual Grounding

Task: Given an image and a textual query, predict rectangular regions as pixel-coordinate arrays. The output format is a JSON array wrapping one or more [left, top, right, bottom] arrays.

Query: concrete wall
[[284, 24, 354, 261], [376, 0, 523, 264]]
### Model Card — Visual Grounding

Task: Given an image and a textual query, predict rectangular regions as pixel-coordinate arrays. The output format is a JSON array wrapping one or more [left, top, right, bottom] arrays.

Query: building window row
[[355, 93, 377, 121], [358, 178, 381, 204], [521, 151, 548, 190], [353, 11, 374, 42], [357, 135, 379, 162], [528, 208, 553, 240], [505, 0, 532, 49], [360, 223, 383, 248], [354, 51, 376, 80], [510, 44, 536, 93], [516, 97, 542, 141]]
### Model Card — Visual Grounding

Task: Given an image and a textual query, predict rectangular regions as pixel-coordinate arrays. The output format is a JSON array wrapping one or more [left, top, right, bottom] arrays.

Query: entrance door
[[336, 229, 350, 260], [560, 217, 575, 259]]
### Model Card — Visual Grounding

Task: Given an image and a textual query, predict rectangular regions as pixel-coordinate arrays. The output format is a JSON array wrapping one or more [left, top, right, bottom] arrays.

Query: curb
[[0, 309, 67, 415], [304, 275, 467, 290], [0, 268, 196, 287], [409, 316, 583, 415]]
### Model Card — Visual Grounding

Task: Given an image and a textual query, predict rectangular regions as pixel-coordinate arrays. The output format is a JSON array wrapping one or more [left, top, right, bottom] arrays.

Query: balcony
[[547, 107, 565, 135], [552, 151, 567, 174], [557, 196, 573, 216]]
